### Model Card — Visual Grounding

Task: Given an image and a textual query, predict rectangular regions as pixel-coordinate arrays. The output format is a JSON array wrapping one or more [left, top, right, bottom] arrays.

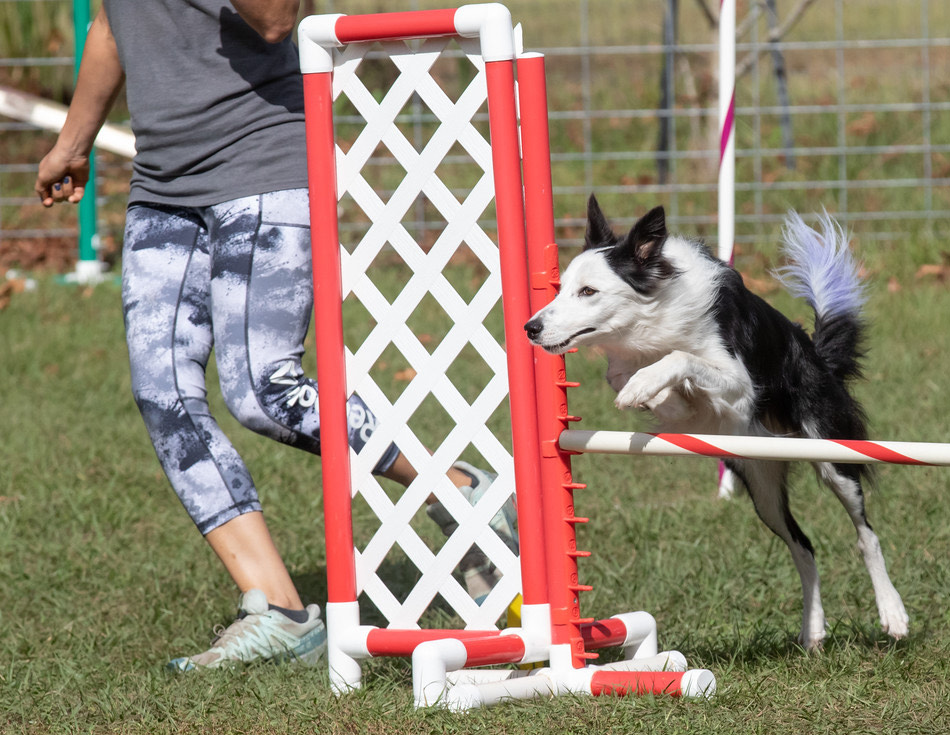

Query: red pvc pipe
[[334, 9, 459, 44], [366, 629, 524, 667], [580, 618, 628, 650], [517, 54, 587, 665], [462, 634, 527, 668], [590, 670, 687, 698], [484, 59, 547, 611], [500, 55, 552, 612], [366, 628, 502, 658], [517, 57, 556, 260], [302, 71, 358, 605]]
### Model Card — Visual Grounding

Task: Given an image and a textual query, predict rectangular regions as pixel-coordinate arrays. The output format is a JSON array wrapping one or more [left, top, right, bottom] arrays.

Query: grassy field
[[3, 250, 950, 733], [3, 0, 950, 732]]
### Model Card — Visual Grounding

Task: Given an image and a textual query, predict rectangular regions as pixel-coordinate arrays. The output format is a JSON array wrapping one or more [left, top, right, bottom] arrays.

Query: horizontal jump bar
[[559, 430, 950, 466]]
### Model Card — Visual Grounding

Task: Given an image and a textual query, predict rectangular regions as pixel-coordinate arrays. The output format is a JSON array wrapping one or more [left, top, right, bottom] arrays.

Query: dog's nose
[[524, 318, 542, 341]]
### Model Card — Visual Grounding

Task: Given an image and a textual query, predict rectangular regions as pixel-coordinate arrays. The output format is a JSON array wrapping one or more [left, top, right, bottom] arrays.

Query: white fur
[[531, 235, 756, 434]]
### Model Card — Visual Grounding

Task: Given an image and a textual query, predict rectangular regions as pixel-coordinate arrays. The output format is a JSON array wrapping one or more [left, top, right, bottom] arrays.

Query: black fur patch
[[710, 262, 871, 482], [586, 195, 677, 295]]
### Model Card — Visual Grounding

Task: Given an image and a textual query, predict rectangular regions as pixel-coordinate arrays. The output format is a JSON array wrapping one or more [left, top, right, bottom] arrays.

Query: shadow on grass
[[291, 569, 329, 609], [681, 618, 915, 667], [291, 558, 460, 629]]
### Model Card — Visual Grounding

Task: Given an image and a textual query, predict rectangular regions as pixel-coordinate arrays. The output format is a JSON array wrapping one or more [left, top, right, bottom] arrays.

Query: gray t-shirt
[[104, 0, 308, 206]]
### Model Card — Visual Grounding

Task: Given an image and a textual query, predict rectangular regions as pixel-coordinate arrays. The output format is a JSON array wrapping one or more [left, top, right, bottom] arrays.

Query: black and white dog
[[524, 196, 908, 650]]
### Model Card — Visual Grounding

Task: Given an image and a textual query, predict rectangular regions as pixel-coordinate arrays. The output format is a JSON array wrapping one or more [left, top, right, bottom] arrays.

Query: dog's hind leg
[[730, 458, 827, 650], [815, 462, 909, 640]]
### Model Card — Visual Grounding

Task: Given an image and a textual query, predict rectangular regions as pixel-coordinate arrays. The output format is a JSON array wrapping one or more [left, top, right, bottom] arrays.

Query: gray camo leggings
[[121, 188, 398, 535]]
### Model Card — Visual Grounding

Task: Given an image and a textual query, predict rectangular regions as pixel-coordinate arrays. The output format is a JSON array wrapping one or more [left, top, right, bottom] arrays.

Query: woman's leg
[[205, 511, 301, 609], [122, 203, 303, 608], [207, 189, 400, 472]]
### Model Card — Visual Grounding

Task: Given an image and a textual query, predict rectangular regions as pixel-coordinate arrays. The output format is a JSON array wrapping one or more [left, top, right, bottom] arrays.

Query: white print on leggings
[[345, 402, 378, 445], [270, 360, 316, 407], [270, 360, 377, 443], [123, 193, 401, 537]]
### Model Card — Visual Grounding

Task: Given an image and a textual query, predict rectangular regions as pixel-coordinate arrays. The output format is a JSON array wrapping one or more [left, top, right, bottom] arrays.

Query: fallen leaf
[[847, 111, 878, 137], [0, 281, 12, 310], [915, 263, 949, 281], [0, 278, 27, 309], [394, 368, 417, 382]]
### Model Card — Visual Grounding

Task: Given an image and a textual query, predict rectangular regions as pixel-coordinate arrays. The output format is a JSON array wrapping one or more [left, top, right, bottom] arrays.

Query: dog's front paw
[[614, 381, 650, 411], [615, 372, 696, 424], [614, 367, 671, 411]]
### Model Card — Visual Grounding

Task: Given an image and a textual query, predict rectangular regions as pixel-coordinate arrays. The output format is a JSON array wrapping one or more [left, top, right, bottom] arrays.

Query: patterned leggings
[[121, 188, 398, 535]]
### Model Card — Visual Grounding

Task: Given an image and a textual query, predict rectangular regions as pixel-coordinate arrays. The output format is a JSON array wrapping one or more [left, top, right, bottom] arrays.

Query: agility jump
[[297, 1, 950, 711], [299, 3, 714, 709]]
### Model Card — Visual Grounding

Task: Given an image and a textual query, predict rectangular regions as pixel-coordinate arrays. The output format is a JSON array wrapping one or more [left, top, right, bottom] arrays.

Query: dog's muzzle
[[524, 317, 543, 343], [524, 318, 596, 353]]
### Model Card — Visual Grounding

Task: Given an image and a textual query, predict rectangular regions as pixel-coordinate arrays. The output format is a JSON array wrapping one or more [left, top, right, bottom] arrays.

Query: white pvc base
[[425, 652, 714, 711], [58, 259, 112, 286], [411, 610, 715, 710], [325, 601, 366, 694]]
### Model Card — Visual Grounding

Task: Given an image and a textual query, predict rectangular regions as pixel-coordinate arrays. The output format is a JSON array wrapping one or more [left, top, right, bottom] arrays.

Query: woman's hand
[[35, 145, 90, 207]]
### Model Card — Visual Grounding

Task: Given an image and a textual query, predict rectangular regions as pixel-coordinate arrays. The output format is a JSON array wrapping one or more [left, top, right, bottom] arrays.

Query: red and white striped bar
[[560, 430, 950, 466]]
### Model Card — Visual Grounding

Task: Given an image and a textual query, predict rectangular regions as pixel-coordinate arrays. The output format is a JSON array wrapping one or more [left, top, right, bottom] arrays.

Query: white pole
[[0, 85, 135, 158], [717, 0, 737, 497], [718, 0, 736, 264]]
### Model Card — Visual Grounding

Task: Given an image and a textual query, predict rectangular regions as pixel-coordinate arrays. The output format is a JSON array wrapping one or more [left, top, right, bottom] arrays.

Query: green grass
[[3, 255, 950, 733], [3, 0, 950, 731]]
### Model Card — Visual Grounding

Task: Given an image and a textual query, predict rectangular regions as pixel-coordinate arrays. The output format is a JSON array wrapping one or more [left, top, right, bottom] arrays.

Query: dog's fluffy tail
[[773, 210, 867, 381]]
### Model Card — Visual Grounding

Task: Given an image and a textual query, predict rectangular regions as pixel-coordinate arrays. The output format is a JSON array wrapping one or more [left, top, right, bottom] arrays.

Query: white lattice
[[329, 37, 520, 630]]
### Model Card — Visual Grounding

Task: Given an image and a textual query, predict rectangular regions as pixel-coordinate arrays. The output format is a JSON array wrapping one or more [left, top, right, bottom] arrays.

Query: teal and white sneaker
[[166, 589, 327, 672], [453, 461, 519, 557], [427, 462, 519, 602]]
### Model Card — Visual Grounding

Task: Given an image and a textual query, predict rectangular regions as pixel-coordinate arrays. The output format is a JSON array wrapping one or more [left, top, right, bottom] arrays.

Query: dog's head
[[524, 196, 676, 354]]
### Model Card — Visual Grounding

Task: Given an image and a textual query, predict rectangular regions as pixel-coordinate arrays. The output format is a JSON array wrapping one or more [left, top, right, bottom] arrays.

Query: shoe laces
[[208, 612, 298, 660]]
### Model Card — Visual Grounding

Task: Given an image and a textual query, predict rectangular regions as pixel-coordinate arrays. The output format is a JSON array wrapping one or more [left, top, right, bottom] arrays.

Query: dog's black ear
[[623, 205, 668, 261], [584, 194, 615, 251]]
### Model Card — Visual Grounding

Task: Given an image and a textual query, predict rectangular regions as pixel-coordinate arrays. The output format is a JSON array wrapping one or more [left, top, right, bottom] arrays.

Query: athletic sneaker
[[166, 589, 327, 672], [427, 462, 519, 602]]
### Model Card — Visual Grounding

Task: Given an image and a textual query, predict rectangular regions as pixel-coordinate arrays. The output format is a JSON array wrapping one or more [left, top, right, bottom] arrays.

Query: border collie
[[524, 196, 908, 650]]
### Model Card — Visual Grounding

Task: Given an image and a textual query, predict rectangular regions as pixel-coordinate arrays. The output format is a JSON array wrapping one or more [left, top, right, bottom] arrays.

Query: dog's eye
[[579, 286, 598, 297]]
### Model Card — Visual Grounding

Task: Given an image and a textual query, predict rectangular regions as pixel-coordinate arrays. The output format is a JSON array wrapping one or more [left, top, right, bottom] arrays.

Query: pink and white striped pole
[[560, 430, 950, 467], [718, 0, 736, 266], [717, 0, 737, 497]]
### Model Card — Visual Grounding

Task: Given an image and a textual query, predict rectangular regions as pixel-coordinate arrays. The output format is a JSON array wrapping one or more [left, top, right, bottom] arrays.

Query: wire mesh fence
[[1, 0, 947, 274]]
